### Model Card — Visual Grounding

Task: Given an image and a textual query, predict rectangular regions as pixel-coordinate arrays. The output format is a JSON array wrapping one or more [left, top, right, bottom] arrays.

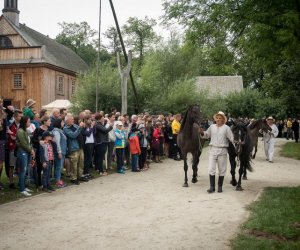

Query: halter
[[234, 129, 245, 155]]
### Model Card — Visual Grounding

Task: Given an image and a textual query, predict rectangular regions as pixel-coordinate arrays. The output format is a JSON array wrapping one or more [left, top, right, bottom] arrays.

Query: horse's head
[[188, 104, 202, 126], [231, 119, 248, 155], [261, 119, 272, 133]]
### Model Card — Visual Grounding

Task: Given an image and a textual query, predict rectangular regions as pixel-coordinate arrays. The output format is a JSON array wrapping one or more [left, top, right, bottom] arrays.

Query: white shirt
[[263, 124, 278, 142], [85, 128, 95, 144], [203, 124, 234, 147]]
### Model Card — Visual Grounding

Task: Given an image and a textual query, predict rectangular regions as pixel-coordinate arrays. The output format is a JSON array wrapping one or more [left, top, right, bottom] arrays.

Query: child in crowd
[[114, 121, 126, 174], [137, 124, 149, 170], [129, 128, 141, 172], [39, 131, 57, 193]]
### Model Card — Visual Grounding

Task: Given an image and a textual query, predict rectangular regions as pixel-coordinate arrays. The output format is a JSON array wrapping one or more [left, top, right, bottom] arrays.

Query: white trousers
[[264, 138, 275, 161], [208, 147, 228, 176]]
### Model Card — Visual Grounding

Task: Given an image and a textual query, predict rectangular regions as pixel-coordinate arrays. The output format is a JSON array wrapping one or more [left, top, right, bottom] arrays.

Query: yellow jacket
[[172, 120, 181, 134]]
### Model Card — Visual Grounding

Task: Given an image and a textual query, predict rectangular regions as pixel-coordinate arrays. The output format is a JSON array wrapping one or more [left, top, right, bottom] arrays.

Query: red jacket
[[129, 134, 141, 155], [8, 122, 18, 151]]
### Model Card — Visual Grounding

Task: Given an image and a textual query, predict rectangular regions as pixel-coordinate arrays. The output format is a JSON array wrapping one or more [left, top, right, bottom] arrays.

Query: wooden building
[[0, 0, 88, 110]]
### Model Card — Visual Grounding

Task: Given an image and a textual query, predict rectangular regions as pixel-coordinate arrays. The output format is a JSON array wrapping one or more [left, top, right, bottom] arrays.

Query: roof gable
[[0, 15, 89, 74]]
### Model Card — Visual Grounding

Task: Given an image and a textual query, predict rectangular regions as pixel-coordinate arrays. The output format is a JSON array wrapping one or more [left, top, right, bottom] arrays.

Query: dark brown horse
[[248, 119, 271, 159], [177, 105, 205, 187], [228, 119, 253, 191]]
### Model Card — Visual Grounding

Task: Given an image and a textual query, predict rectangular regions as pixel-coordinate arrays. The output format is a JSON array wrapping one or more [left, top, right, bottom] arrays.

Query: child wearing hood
[[129, 128, 141, 172]]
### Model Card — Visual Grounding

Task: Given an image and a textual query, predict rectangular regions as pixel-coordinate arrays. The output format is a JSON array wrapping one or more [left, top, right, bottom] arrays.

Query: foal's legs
[[183, 153, 189, 187], [252, 140, 258, 159], [192, 150, 201, 183], [229, 153, 237, 186], [236, 161, 244, 191]]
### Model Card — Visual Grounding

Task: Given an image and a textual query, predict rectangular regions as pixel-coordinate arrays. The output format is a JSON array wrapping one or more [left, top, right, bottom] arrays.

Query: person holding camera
[[94, 113, 113, 176]]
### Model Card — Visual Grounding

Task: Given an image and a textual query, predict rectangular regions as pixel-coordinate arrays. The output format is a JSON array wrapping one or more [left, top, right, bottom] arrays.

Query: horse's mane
[[248, 119, 262, 129], [179, 108, 189, 133]]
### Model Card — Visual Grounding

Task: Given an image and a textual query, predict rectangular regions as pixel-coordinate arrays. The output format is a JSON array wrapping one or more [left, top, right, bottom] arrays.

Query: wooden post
[[117, 50, 132, 115]]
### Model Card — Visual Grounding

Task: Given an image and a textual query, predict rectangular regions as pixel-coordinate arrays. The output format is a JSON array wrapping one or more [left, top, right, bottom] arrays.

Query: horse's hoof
[[183, 183, 189, 187], [192, 178, 198, 183], [230, 180, 237, 187], [242, 176, 248, 180], [236, 186, 244, 191]]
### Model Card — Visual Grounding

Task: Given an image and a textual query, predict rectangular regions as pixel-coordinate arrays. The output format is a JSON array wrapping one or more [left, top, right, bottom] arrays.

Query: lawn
[[231, 186, 300, 250], [280, 142, 300, 160]]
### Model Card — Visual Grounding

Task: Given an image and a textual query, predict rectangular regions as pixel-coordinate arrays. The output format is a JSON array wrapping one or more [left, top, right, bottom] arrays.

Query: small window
[[0, 36, 13, 48], [71, 79, 76, 95], [57, 76, 64, 95], [13, 74, 23, 89]]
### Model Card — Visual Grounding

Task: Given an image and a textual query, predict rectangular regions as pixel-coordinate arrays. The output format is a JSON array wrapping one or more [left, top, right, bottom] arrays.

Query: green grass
[[280, 142, 300, 160], [0, 164, 118, 205], [231, 186, 300, 250]]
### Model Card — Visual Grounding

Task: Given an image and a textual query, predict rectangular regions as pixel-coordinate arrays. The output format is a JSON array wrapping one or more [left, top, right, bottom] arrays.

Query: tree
[[71, 64, 120, 113], [104, 26, 121, 54], [122, 16, 158, 70], [162, 0, 300, 116], [56, 21, 100, 65]]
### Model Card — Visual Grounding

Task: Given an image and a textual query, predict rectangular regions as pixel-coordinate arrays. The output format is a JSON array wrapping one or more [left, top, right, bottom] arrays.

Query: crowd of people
[[0, 98, 186, 197], [0, 97, 299, 197]]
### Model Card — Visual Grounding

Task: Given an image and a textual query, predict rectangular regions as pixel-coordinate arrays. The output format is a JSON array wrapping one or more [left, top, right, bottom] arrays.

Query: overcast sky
[[10, 0, 171, 41]]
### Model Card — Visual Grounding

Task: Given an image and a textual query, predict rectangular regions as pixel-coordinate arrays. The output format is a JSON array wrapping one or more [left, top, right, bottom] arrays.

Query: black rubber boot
[[207, 175, 215, 193], [218, 176, 224, 193]]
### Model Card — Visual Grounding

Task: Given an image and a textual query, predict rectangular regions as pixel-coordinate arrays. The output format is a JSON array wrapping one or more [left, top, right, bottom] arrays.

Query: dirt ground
[[0, 138, 299, 250]]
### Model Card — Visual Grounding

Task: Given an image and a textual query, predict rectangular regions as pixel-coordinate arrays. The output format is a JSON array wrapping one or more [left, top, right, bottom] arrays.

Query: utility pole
[[96, 0, 102, 112]]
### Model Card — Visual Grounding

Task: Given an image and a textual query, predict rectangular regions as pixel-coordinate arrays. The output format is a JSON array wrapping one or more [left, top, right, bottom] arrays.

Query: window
[[71, 79, 76, 96], [57, 76, 64, 95], [13, 74, 23, 89], [0, 36, 13, 48]]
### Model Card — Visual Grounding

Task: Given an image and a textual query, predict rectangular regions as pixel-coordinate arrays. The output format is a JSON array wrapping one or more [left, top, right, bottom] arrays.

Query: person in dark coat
[[292, 119, 299, 143], [94, 113, 113, 175]]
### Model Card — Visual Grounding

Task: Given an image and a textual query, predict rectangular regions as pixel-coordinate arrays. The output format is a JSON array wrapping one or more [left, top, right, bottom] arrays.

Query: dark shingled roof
[[3, 16, 89, 73]]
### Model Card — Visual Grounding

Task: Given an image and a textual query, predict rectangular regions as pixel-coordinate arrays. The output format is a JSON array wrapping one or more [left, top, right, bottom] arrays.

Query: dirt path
[[0, 139, 299, 250]]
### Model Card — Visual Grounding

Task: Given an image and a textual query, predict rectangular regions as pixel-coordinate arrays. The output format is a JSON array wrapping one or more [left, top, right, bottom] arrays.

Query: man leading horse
[[199, 111, 234, 193]]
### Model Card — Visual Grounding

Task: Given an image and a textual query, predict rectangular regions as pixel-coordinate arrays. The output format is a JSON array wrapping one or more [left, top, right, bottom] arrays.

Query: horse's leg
[[236, 160, 244, 191], [252, 143, 257, 159], [192, 150, 201, 183], [183, 153, 188, 187], [229, 153, 237, 186]]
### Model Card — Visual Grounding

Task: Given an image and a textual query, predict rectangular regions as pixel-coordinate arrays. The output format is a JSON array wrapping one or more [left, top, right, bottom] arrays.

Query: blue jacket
[[114, 129, 126, 148], [52, 128, 67, 155], [63, 124, 82, 153]]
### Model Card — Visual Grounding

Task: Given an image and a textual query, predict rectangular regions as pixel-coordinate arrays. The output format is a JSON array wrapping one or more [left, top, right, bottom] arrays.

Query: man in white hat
[[263, 116, 279, 163], [199, 111, 234, 193]]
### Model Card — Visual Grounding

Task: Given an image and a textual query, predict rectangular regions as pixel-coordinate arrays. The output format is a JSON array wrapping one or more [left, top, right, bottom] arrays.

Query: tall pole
[[109, 0, 139, 113], [96, 0, 102, 112]]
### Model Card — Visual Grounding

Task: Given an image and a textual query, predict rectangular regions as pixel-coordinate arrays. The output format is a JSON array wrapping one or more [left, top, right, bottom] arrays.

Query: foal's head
[[187, 104, 202, 125], [231, 120, 248, 155]]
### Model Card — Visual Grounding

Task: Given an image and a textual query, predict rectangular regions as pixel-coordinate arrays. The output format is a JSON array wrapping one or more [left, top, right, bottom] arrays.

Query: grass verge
[[280, 142, 300, 160], [231, 186, 300, 250], [0, 165, 118, 205]]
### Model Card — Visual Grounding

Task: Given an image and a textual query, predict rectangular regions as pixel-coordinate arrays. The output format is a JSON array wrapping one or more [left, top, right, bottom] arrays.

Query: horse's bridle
[[234, 129, 245, 155]]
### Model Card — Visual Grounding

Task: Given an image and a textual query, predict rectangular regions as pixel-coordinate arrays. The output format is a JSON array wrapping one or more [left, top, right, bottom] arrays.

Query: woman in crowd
[[94, 113, 113, 176], [32, 115, 51, 189], [16, 116, 35, 197], [52, 118, 67, 188], [82, 115, 95, 178]]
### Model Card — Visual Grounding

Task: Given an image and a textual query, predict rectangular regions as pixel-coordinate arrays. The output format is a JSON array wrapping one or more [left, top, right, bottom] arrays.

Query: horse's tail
[[244, 134, 253, 172], [246, 159, 253, 172]]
